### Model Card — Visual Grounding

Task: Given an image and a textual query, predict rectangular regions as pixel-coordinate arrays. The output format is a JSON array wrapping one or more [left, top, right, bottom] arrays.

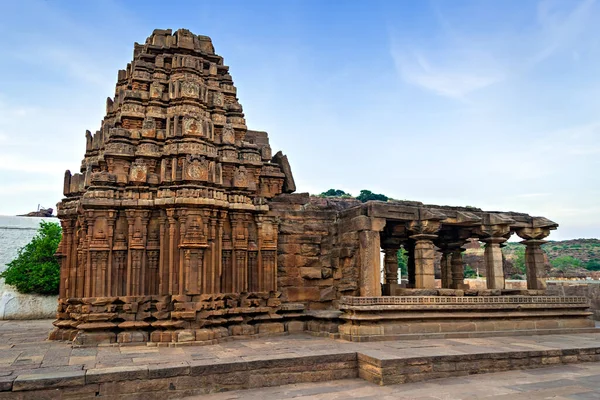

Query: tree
[[397, 248, 408, 278], [0, 221, 62, 295], [464, 264, 477, 278], [585, 260, 600, 271], [356, 190, 388, 203], [550, 255, 583, 272], [319, 189, 350, 197], [512, 246, 526, 275]]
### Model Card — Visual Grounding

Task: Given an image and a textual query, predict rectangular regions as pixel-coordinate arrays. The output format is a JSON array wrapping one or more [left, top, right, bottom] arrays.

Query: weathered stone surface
[[13, 371, 85, 391], [86, 365, 148, 384], [53, 28, 293, 344]]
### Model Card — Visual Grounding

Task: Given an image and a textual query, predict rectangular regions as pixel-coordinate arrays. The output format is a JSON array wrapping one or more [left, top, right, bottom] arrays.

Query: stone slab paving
[[186, 362, 600, 399], [2, 320, 600, 397]]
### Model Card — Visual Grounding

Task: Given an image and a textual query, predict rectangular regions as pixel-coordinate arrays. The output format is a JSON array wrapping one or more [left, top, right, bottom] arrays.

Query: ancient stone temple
[[52, 29, 594, 345], [53, 29, 295, 344]]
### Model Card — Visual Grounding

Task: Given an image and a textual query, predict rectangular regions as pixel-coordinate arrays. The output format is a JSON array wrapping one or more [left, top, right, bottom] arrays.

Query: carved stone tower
[[53, 29, 295, 345]]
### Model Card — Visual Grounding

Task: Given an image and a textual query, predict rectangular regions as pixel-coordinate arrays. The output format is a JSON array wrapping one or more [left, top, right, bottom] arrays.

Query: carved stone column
[[381, 244, 400, 296], [166, 209, 177, 294], [358, 217, 385, 297], [381, 236, 401, 295], [439, 249, 452, 289], [450, 247, 465, 289], [158, 215, 167, 295], [411, 234, 437, 289], [383, 247, 399, 285], [408, 217, 442, 289], [516, 225, 555, 291], [522, 239, 547, 290], [405, 240, 415, 288], [483, 237, 506, 289]]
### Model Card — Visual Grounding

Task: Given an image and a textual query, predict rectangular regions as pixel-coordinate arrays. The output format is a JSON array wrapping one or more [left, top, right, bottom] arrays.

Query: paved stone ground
[[2, 319, 600, 397], [186, 363, 600, 399]]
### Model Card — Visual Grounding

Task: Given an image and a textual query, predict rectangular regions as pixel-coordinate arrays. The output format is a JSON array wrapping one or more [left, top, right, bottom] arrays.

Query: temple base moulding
[[338, 295, 596, 342]]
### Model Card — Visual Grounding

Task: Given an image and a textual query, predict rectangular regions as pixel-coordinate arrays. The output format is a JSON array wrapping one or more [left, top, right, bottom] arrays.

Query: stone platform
[[190, 362, 600, 399], [339, 295, 595, 342], [2, 320, 600, 399]]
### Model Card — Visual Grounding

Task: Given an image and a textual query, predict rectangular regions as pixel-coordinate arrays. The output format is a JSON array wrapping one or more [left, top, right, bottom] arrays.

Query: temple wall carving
[[53, 29, 294, 345]]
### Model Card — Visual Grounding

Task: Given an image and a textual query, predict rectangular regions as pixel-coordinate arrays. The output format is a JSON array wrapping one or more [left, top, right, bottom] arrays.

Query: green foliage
[[585, 260, 600, 271], [397, 248, 408, 278], [0, 221, 62, 295], [319, 189, 349, 197], [512, 245, 526, 274], [356, 190, 388, 203], [464, 264, 477, 278], [550, 255, 583, 271]]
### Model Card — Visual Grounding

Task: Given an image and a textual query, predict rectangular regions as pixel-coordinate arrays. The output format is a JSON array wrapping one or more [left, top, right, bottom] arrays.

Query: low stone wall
[[0, 282, 56, 320], [358, 346, 600, 386], [547, 281, 600, 320], [0, 216, 58, 320]]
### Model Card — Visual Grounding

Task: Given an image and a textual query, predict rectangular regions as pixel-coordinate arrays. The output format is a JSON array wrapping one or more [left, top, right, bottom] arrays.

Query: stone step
[[4, 336, 600, 399]]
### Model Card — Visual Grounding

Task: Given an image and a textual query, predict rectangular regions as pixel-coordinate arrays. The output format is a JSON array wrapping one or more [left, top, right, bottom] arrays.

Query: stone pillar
[[167, 209, 177, 294], [359, 230, 383, 297], [383, 248, 398, 284], [450, 248, 465, 289], [382, 245, 400, 295], [439, 250, 452, 289], [483, 237, 506, 289], [411, 234, 436, 289], [405, 240, 416, 288], [522, 239, 547, 290]]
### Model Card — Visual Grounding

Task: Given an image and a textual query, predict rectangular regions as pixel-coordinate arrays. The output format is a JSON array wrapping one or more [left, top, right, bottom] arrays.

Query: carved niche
[[129, 160, 148, 184], [180, 81, 200, 98], [141, 117, 156, 138], [221, 123, 235, 145], [150, 82, 164, 99], [183, 117, 202, 136], [185, 155, 209, 181], [233, 166, 248, 188]]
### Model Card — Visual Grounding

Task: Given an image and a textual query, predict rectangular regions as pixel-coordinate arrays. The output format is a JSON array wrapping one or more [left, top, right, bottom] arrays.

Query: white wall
[[0, 216, 59, 319]]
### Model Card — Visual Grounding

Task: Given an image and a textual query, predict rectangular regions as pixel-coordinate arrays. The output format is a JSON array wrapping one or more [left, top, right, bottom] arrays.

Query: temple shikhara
[[52, 29, 593, 345]]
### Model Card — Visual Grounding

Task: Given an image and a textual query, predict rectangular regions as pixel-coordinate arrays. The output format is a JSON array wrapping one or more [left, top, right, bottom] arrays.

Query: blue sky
[[0, 0, 599, 240]]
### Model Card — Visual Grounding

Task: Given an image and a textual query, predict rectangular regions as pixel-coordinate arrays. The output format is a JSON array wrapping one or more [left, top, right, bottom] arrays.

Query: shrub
[[464, 265, 477, 278], [585, 260, 600, 271], [397, 248, 408, 278], [0, 221, 62, 295], [550, 255, 583, 271], [356, 190, 388, 203]]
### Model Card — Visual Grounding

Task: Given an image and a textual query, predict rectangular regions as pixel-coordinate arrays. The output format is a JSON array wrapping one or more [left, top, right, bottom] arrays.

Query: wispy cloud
[[389, 0, 597, 99]]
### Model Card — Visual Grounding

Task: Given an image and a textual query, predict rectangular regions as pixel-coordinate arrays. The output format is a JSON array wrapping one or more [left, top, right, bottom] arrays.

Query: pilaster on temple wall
[[55, 29, 294, 313]]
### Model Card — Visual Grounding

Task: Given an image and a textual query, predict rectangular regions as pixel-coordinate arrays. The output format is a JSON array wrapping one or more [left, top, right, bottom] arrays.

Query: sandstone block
[[257, 322, 284, 334], [148, 361, 190, 379], [195, 329, 215, 341], [86, 365, 149, 384], [176, 330, 196, 342], [300, 267, 322, 279], [319, 286, 336, 301], [285, 320, 306, 333], [229, 324, 255, 336], [13, 370, 85, 391], [73, 331, 116, 346], [117, 331, 148, 343], [284, 287, 321, 302]]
